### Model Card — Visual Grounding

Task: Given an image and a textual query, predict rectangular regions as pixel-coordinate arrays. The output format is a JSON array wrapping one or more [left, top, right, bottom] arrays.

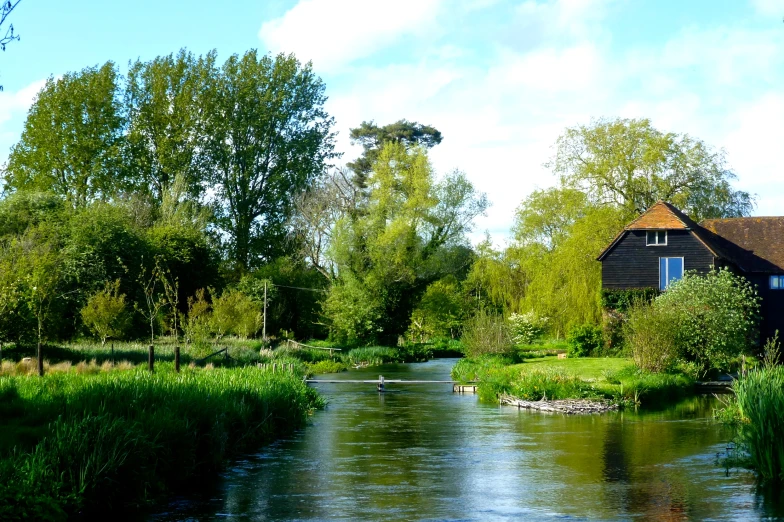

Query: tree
[[551, 118, 754, 221], [4, 62, 125, 207], [326, 142, 487, 343], [200, 50, 336, 271], [80, 280, 128, 345], [124, 50, 207, 203], [0, 0, 22, 91], [347, 120, 442, 189]]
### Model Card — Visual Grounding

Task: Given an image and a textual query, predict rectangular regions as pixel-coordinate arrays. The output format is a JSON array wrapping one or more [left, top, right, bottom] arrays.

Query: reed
[[0, 364, 323, 520], [733, 366, 784, 483]]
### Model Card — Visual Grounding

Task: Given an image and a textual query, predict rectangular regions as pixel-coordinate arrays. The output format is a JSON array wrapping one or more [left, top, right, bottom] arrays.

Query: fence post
[[148, 344, 154, 373], [37, 340, 44, 377], [175, 344, 180, 373], [377, 375, 384, 392]]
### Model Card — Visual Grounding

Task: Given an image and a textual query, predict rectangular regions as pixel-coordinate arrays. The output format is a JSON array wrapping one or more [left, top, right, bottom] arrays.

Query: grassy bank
[[0, 363, 323, 520], [716, 366, 784, 484], [452, 355, 696, 407]]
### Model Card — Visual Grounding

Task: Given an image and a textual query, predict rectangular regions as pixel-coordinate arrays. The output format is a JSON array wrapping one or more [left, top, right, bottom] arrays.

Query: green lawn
[[513, 356, 633, 380]]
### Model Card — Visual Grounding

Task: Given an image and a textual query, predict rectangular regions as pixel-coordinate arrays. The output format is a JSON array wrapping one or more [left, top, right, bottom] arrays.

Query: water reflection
[[149, 359, 780, 521]]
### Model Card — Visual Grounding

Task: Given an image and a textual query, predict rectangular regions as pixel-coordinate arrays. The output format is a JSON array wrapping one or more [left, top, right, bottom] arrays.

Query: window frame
[[659, 256, 684, 291], [771, 275, 784, 290], [646, 230, 668, 246]]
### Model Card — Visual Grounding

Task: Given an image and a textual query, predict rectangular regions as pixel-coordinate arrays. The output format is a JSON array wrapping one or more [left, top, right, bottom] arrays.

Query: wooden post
[[377, 374, 385, 392], [148, 344, 154, 373], [111, 341, 114, 365], [263, 281, 268, 341], [37, 340, 43, 376], [175, 344, 180, 373]]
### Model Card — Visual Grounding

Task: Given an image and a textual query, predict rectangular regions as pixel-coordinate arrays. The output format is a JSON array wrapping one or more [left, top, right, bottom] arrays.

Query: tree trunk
[[148, 344, 154, 373], [37, 340, 43, 377], [174, 344, 180, 373]]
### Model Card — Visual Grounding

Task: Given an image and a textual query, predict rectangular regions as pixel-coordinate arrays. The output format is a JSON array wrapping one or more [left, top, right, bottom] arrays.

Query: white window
[[771, 275, 784, 290], [646, 230, 667, 246], [660, 257, 684, 290]]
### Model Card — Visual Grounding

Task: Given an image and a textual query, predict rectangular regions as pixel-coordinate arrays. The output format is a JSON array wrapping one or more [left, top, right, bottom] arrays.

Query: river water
[[149, 359, 783, 521]]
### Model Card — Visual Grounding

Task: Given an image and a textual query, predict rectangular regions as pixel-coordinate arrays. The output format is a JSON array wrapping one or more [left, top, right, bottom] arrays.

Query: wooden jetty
[[306, 375, 477, 393]]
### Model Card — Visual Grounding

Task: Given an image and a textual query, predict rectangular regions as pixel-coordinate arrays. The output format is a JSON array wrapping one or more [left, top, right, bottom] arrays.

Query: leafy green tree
[[124, 50, 207, 202], [551, 118, 754, 221], [327, 142, 487, 343], [408, 275, 465, 342], [200, 50, 336, 271], [347, 119, 442, 188], [80, 280, 129, 345], [4, 62, 125, 207]]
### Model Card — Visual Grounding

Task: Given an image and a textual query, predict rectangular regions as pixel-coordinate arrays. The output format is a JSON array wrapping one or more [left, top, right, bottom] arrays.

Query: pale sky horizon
[[0, 0, 782, 245]]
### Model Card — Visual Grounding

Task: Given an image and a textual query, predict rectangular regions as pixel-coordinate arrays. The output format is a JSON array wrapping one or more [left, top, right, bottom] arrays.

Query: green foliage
[[344, 346, 400, 366], [408, 275, 465, 342], [210, 289, 262, 340], [600, 288, 658, 312], [507, 311, 548, 346], [461, 310, 513, 358], [347, 119, 442, 188], [5, 62, 125, 207], [729, 366, 784, 483], [566, 323, 604, 357], [80, 280, 129, 345], [0, 365, 322, 518], [656, 269, 760, 373], [306, 359, 347, 375], [624, 300, 680, 372], [201, 50, 336, 270], [552, 117, 754, 220]]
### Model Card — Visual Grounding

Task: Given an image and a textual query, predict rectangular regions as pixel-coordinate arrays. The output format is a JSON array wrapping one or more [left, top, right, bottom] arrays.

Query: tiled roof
[[624, 201, 694, 230], [701, 217, 784, 272]]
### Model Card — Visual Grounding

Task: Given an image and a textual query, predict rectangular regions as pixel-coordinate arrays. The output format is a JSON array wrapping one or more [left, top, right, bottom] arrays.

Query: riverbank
[[452, 355, 696, 407], [0, 363, 323, 521]]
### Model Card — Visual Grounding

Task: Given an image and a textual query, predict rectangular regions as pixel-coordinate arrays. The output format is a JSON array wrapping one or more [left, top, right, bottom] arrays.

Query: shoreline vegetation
[[0, 354, 323, 521]]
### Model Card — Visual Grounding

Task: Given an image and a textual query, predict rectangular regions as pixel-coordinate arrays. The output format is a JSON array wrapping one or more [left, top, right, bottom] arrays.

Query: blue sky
[[1, 0, 782, 242]]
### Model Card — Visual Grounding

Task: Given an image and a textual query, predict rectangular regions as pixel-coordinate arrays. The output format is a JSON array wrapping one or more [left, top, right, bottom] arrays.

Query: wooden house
[[597, 201, 784, 341]]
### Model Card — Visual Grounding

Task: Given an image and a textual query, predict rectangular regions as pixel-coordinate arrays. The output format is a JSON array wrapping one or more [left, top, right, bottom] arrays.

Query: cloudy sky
[[1, 0, 782, 243]]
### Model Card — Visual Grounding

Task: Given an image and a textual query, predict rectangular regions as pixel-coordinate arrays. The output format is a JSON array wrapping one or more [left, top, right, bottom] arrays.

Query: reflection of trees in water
[[602, 420, 630, 483]]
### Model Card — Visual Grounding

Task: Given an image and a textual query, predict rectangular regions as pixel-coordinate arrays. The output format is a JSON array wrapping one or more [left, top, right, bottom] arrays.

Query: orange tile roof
[[624, 201, 692, 230]]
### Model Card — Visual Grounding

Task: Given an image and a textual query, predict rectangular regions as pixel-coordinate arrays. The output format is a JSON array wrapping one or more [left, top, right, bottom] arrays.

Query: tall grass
[[0, 364, 323, 520], [732, 366, 784, 483], [345, 346, 400, 366]]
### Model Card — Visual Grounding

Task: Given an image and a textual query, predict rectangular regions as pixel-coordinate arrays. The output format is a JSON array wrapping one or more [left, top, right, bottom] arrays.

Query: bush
[[566, 324, 603, 357], [507, 311, 548, 346], [624, 301, 679, 373], [306, 359, 347, 375], [462, 310, 513, 358], [601, 288, 658, 312], [656, 269, 760, 373]]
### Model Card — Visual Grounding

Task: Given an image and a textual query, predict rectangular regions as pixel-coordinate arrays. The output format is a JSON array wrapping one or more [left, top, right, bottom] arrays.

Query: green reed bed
[[0, 363, 323, 521], [720, 366, 784, 483]]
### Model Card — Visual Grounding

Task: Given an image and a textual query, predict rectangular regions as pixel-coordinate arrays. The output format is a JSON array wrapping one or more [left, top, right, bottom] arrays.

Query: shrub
[[656, 269, 761, 373], [600, 308, 626, 355], [566, 323, 603, 357], [507, 311, 548, 346], [462, 310, 513, 358], [306, 359, 347, 375], [601, 288, 658, 312], [80, 280, 129, 345], [624, 301, 679, 373]]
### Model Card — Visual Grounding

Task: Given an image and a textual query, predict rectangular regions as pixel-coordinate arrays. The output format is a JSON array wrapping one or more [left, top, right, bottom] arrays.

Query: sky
[[0, 0, 782, 244]]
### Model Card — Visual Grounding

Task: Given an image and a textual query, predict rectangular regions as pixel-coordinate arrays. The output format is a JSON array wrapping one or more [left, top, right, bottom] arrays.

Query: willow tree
[[325, 142, 487, 344], [552, 118, 754, 221]]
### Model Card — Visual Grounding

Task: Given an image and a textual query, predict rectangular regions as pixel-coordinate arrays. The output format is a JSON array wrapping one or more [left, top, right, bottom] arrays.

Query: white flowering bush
[[508, 311, 548, 346], [653, 269, 760, 373]]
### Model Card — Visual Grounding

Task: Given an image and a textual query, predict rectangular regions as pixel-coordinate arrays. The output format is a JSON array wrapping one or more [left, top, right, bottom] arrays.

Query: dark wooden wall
[[746, 274, 784, 343], [601, 230, 716, 289]]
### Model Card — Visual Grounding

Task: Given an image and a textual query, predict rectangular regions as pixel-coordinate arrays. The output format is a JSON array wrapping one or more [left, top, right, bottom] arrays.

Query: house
[[597, 201, 784, 341]]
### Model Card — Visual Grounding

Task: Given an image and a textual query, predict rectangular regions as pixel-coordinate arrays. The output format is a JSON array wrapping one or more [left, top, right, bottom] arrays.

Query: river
[[149, 359, 783, 521]]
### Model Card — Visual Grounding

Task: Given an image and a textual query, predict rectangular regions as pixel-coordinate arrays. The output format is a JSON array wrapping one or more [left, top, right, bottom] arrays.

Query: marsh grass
[[0, 364, 323, 520], [345, 346, 400, 366], [730, 366, 784, 483]]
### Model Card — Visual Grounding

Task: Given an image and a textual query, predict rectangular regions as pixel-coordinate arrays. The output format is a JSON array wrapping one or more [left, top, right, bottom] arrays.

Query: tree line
[[0, 46, 755, 352]]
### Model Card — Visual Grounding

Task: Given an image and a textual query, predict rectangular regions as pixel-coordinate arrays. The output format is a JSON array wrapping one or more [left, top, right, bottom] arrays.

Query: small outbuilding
[[597, 201, 784, 341]]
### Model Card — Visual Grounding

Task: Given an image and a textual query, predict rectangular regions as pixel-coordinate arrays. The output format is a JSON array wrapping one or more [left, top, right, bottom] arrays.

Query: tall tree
[[347, 119, 442, 189], [4, 62, 125, 207], [201, 50, 336, 271], [125, 49, 207, 203], [0, 0, 22, 91], [326, 142, 486, 344], [551, 118, 754, 221]]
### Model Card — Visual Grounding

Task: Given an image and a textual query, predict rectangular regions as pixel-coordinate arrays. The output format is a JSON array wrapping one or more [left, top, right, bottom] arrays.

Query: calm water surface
[[149, 359, 783, 521]]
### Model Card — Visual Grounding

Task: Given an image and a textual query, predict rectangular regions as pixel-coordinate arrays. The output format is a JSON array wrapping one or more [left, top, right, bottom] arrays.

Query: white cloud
[[259, 0, 444, 71], [750, 0, 784, 16], [0, 79, 46, 165]]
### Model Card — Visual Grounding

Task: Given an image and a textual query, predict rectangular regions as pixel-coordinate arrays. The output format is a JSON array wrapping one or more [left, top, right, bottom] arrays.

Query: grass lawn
[[513, 356, 633, 380]]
